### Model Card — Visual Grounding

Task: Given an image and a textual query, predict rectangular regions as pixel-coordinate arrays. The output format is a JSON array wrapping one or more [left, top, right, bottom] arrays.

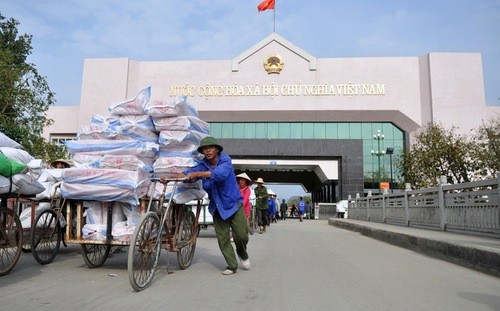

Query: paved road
[[1, 220, 499, 310]]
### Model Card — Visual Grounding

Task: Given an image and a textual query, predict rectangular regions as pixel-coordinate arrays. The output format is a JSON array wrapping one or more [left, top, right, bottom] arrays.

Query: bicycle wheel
[[128, 212, 161, 291], [81, 243, 111, 268], [177, 210, 197, 270], [0, 208, 23, 276], [31, 209, 61, 265]]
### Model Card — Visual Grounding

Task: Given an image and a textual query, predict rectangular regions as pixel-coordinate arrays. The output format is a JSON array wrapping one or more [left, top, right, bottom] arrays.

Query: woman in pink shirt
[[236, 172, 253, 219]]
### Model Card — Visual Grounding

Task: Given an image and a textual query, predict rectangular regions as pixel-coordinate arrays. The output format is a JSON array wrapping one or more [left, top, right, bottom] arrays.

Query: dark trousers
[[256, 208, 268, 227]]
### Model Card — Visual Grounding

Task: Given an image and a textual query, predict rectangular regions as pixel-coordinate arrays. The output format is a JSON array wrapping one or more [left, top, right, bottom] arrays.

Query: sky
[[1, 0, 500, 200]]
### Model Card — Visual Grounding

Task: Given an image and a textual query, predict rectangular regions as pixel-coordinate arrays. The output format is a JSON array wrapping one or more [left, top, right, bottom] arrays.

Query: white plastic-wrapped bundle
[[118, 124, 159, 142], [73, 154, 103, 167], [151, 180, 206, 204], [77, 124, 119, 140], [0, 131, 21, 148], [0, 175, 17, 194], [111, 221, 136, 242], [35, 181, 61, 200], [61, 168, 151, 205], [62, 167, 150, 189], [152, 157, 196, 175], [89, 154, 154, 172], [91, 115, 120, 129], [118, 115, 155, 131], [61, 182, 150, 205], [152, 115, 210, 133], [65, 139, 158, 158], [158, 144, 200, 159], [118, 202, 143, 226], [144, 97, 198, 118], [11, 173, 45, 196], [108, 87, 151, 115], [158, 130, 207, 147]]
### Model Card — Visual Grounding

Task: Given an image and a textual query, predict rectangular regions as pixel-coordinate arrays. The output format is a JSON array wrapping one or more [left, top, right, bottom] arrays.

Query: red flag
[[258, 0, 275, 12]]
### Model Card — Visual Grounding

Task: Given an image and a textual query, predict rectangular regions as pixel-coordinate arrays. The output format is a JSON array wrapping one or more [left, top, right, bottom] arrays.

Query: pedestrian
[[280, 199, 288, 220], [290, 204, 296, 217], [236, 172, 253, 220], [254, 177, 269, 234], [298, 197, 306, 222], [168, 136, 250, 275], [274, 195, 280, 221], [268, 194, 276, 223]]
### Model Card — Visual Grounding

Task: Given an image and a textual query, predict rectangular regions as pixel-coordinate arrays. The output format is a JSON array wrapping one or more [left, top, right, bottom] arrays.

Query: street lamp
[[386, 147, 394, 193], [371, 130, 385, 193]]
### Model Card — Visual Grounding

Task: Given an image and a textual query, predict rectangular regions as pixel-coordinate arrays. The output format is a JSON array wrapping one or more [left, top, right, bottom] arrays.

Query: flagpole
[[273, 4, 276, 32]]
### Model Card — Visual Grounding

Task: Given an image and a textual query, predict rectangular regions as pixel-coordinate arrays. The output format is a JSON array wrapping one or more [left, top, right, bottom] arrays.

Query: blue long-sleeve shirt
[[184, 153, 242, 220]]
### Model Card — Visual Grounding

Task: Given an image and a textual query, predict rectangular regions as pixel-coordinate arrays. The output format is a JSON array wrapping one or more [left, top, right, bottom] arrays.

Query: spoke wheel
[[31, 209, 61, 265], [81, 243, 111, 268], [128, 212, 161, 291], [0, 208, 23, 276], [177, 211, 197, 270]]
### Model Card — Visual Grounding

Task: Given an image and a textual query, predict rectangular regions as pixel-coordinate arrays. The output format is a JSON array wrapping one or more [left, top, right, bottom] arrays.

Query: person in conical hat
[[253, 177, 269, 233], [50, 159, 72, 169], [169, 136, 250, 275], [236, 173, 253, 219]]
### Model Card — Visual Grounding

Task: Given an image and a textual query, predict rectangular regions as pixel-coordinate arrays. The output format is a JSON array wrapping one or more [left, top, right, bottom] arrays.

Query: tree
[[471, 118, 500, 178], [397, 122, 476, 189], [0, 13, 64, 160]]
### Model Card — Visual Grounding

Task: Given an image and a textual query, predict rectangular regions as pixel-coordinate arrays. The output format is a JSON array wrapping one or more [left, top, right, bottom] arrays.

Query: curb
[[328, 219, 500, 278]]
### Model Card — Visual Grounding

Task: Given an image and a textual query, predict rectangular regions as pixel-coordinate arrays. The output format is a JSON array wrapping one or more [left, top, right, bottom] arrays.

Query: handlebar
[[150, 177, 187, 183]]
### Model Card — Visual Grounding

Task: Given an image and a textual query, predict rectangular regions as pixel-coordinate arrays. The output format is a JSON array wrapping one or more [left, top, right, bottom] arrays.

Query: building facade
[[44, 33, 499, 203]]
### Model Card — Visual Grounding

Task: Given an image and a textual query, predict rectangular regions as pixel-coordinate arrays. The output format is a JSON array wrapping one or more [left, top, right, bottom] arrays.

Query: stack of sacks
[[146, 96, 209, 178], [0, 133, 46, 197], [145, 96, 208, 204], [0, 132, 48, 229], [62, 87, 158, 241]]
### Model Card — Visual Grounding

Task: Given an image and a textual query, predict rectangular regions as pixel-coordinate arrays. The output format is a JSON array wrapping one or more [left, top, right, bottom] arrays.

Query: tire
[[177, 211, 197, 270], [128, 212, 161, 291], [81, 244, 111, 268], [31, 209, 61, 265], [0, 208, 23, 276]]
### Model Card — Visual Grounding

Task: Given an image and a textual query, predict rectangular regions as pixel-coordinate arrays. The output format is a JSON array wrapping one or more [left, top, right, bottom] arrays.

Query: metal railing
[[347, 176, 500, 238]]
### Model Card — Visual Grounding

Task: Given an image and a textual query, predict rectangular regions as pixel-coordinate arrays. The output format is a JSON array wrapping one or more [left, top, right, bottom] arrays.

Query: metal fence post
[[404, 183, 411, 227], [439, 175, 447, 231]]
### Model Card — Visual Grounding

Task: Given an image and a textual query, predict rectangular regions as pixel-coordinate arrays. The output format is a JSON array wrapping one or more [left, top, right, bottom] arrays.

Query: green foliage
[[397, 119, 499, 188], [0, 13, 64, 160]]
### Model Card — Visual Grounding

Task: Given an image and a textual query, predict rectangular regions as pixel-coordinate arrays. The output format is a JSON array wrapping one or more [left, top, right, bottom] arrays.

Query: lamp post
[[386, 147, 394, 193], [371, 130, 385, 193]]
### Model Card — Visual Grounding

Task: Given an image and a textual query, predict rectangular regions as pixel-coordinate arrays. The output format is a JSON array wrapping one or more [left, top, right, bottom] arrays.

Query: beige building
[[44, 33, 499, 202]]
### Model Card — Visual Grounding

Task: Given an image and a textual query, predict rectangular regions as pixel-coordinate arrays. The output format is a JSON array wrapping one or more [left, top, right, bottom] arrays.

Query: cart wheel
[[31, 209, 61, 265], [81, 244, 111, 268], [21, 231, 32, 253], [0, 208, 23, 276], [128, 212, 161, 291], [177, 211, 197, 270]]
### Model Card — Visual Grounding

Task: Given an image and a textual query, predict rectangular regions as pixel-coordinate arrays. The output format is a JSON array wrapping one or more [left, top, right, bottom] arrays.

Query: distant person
[[290, 204, 297, 217], [236, 173, 253, 220], [254, 177, 269, 234], [280, 199, 288, 220], [298, 197, 306, 222], [268, 195, 276, 223], [336, 200, 347, 218], [168, 136, 249, 275]]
